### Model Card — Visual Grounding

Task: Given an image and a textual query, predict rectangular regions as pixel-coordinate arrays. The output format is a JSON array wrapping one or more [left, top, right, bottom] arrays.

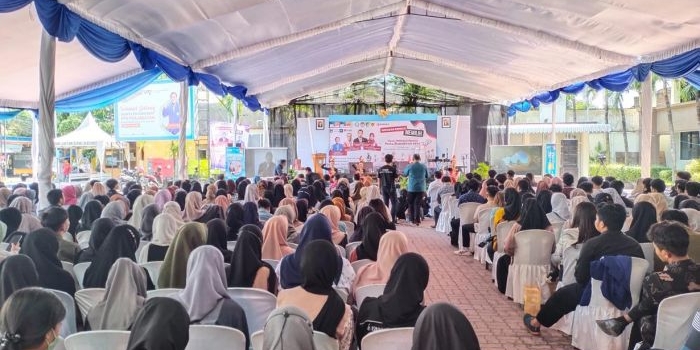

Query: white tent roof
[[2, 0, 699, 109], [54, 113, 121, 148]]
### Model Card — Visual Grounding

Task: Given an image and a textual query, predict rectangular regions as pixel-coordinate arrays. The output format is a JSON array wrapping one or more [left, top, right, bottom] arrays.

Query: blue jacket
[[403, 162, 428, 192], [579, 255, 633, 310]]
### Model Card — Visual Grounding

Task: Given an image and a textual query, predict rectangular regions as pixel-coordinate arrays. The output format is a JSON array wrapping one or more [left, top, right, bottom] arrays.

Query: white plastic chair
[[361, 327, 414, 350], [146, 288, 182, 299], [250, 331, 264, 350], [505, 229, 556, 304], [351, 259, 373, 273], [639, 242, 655, 274], [185, 325, 246, 350], [435, 193, 454, 234], [355, 284, 385, 307], [61, 261, 76, 285], [0, 242, 8, 251], [313, 331, 339, 350], [550, 245, 582, 336], [140, 261, 163, 286], [227, 240, 237, 251], [76, 230, 91, 249], [134, 241, 147, 261], [262, 259, 279, 270], [73, 262, 91, 289], [48, 289, 77, 338], [64, 330, 130, 350], [334, 287, 349, 303], [345, 241, 361, 258], [571, 257, 649, 350], [74, 288, 106, 321], [458, 202, 479, 252], [491, 221, 516, 286], [341, 221, 354, 234], [288, 243, 298, 249], [650, 292, 700, 350], [474, 209, 493, 264], [226, 288, 277, 334]]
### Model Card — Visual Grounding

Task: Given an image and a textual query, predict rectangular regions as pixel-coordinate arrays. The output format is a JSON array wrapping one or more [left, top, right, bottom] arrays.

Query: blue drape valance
[[508, 48, 700, 116], [0, 108, 23, 121], [0, 0, 31, 12]]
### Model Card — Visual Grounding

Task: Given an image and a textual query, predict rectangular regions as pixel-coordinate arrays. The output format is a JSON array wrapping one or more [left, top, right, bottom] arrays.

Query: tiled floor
[[398, 220, 576, 350]]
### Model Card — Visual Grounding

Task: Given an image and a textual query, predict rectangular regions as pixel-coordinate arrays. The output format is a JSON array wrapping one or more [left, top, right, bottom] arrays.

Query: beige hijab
[[152, 213, 182, 247], [86, 258, 147, 330], [284, 184, 294, 199], [352, 231, 408, 295], [261, 216, 295, 260], [163, 201, 185, 222], [636, 193, 667, 221], [320, 205, 345, 245], [183, 192, 206, 222], [128, 194, 155, 229]]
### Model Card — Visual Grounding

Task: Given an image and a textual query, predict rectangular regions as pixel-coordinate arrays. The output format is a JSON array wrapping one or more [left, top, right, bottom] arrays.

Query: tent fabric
[[53, 112, 123, 173], [0, 0, 31, 13], [0, 109, 23, 121], [2, 0, 700, 112]]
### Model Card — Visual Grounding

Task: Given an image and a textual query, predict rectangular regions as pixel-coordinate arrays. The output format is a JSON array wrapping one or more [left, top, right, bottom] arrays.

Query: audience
[[411, 302, 481, 350], [19, 228, 76, 296], [0, 255, 38, 303], [350, 212, 388, 262], [0, 288, 65, 350], [205, 219, 233, 263], [85, 258, 146, 330], [83, 225, 140, 289], [126, 297, 190, 350], [158, 222, 207, 289], [261, 216, 295, 260], [626, 202, 657, 243], [352, 230, 408, 297], [228, 228, 277, 294]]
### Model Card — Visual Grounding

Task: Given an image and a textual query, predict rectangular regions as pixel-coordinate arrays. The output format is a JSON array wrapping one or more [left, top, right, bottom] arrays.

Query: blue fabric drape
[[55, 69, 161, 113], [0, 0, 31, 12], [0, 108, 23, 121], [508, 48, 700, 116]]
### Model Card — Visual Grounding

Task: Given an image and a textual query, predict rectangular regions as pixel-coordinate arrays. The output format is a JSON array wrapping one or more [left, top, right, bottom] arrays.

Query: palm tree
[[662, 78, 677, 174], [567, 94, 577, 122], [603, 90, 612, 160], [679, 80, 700, 130], [612, 92, 630, 164]]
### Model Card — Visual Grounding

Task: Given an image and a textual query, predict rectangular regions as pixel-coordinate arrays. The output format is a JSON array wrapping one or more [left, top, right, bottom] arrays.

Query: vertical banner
[[544, 143, 557, 176], [210, 122, 236, 172], [225, 147, 245, 180]]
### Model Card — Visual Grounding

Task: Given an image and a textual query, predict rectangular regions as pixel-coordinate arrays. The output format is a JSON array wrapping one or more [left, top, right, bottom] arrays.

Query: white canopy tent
[[53, 112, 123, 173]]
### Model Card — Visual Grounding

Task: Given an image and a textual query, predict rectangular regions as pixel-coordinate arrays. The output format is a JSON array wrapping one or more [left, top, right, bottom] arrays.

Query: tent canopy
[[1, 0, 699, 110], [54, 113, 122, 170]]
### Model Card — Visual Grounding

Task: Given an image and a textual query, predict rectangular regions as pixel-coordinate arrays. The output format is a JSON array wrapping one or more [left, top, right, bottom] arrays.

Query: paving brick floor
[[398, 220, 576, 350]]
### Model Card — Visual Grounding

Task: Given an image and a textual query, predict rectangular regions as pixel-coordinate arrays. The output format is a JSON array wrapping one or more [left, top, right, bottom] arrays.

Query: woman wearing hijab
[[411, 303, 481, 350], [283, 184, 294, 199], [226, 203, 245, 240], [154, 189, 172, 211], [163, 201, 185, 224], [76, 218, 115, 264], [101, 201, 127, 225], [271, 184, 285, 208], [172, 246, 249, 345], [86, 258, 147, 331], [274, 205, 298, 240], [0, 187, 10, 208], [320, 205, 347, 246], [0, 207, 21, 239], [214, 196, 230, 218], [174, 189, 187, 211], [62, 185, 78, 206], [626, 201, 658, 243], [332, 197, 352, 222], [19, 228, 76, 296], [548, 192, 571, 224], [261, 216, 295, 260], [244, 184, 259, 203], [158, 222, 207, 289], [493, 188, 521, 228], [504, 198, 553, 256], [356, 252, 429, 344], [83, 225, 140, 289], [139, 212, 181, 263], [0, 254, 39, 303], [352, 231, 408, 297], [9, 197, 41, 233], [277, 240, 353, 350], [183, 192, 206, 222], [125, 190, 142, 210], [351, 206, 375, 242], [229, 228, 277, 294], [66, 205, 83, 238], [350, 212, 390, 262], [536, 190, 553, 214], [206, 219, 232, 263], [128, 194, 155, 230], [139, 204, 160, 241], [77, 200, 103, 232], [126, 297, 190, 350], [242, 202, 261, 227]]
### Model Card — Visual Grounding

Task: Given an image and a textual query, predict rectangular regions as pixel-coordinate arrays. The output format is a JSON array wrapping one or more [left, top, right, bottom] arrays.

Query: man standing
[[275, 159, 287, 176], [162, 92, 181, 135], [378, 154, 398, 224], [403, 154, 428, 226]]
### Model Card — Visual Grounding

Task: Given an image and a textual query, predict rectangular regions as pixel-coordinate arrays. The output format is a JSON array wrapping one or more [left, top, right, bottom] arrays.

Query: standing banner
[[115, 77, 195, 141], [225, 147, 245, 180], [544, 143, 557, 176], [210, 122, 236, 172], [328, 114, 437, 172]]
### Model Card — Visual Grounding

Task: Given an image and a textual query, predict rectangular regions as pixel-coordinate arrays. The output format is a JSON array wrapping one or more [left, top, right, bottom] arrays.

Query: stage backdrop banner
[[489, 145, 543, 175], [327, 114, 437, 172], [115, 77, 195, 141], [225, 147, 245, 180]]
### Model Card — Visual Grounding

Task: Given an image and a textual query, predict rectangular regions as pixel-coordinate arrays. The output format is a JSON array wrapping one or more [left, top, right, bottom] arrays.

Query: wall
[[654, 101, 699, 169]]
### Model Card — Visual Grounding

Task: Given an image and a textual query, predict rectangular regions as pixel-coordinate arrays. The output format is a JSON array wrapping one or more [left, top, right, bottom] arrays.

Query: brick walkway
[[398, 220, 575, 350]]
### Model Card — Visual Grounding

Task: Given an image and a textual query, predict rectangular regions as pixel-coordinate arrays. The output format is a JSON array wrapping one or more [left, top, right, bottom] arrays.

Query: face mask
[[46, 329, 59, 350]]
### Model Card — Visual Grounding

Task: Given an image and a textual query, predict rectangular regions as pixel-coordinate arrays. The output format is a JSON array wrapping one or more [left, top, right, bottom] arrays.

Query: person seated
[[83, 225, 143, 289], [261, 216, 295, 261], [126, 297, 190, 350], [458, 179, 486, 205], [349, 212, 388, 262], [410, 302, 481, 350], [41, 207, 80, 263], [158, 222, 207, 289], [277, 240, 353, 350], [523, 204, 644, 335], [0, 288, 65, 350], [228, 228, 277, 294], [356, 252, 429, 344], [626, 202, 658, 243], [257, 198, 274, 223], [352, 231, 408, 299], [19, 228, 76, 297], [86, 258, 146, 330], [597, 221, 700, 349]]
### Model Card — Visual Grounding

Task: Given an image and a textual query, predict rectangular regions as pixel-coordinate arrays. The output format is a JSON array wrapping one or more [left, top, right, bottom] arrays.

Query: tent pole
[[37, 29, 56, 210]]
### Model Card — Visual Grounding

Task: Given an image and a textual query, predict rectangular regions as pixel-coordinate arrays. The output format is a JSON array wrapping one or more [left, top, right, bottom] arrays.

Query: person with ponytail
[[0, 287, 65, 350]]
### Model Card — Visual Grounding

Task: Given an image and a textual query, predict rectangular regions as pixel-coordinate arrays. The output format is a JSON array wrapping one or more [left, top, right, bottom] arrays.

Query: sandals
[[523, 314, 541, 336]]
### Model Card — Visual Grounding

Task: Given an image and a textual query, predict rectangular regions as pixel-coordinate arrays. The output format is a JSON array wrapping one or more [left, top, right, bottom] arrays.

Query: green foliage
[[473, 162, 490, 180], [588, 163, 673, 184], [590, 142, 607, 163], [679, 80, 698, 103], [5, 111, 33, 137], [82, 149, 96, 160], [686, 159, 700, 181], [56, 107, 113, 136], [398, 176, 408, 190], [457, 173, 467, 183]]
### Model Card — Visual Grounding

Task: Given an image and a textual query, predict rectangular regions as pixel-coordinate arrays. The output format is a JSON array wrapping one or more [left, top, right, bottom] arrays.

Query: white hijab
[[172, 246, 229, 321], [152, 213, 182, 247], [128, 194, 155, 230]]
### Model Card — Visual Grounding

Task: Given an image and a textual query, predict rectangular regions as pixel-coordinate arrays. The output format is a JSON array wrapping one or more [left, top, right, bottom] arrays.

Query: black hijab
[[0, 254, 39, 303], [126, 190, 141, 210], [140, 204, 160, 241], [191, 182, 203, 195], [67, 205, 83, 236], [243, 202, 260, 226], [373, 253, 429, 326], [355, 212, 387, 261], [174, 190, 187, 211], [291, 179, 301, 196], [228, 229, 263, 288], [411, 303, 480, 350], [19, 228, 75, 296], [206, 219, 232, 263], [295, 199, 308, 222], [351, 206, 375, 242], [627, 201, 657, 242], [518, 198, 551, 231], [83, 224, 139, 288], [126, 297, 190, 350], [238, 224, 263, 242], [78, 200, 103, 232], [536, 190, 553, 214], [503, 188, 521, 221], [237, 181, 249, 202], [0, 207, 22, 239], [226, 203, 245, 240], [301, 240, 345, 338], [77, 218, 115, 264]]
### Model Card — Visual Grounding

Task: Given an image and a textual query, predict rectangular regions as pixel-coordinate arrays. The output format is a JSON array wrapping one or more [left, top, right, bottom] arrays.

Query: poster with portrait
[[225, 147, 245, 180], [115, 77, 195, 141], [244, 148, 288, 178], [327, 114, 437, 172], [209, 122, 236, 171]]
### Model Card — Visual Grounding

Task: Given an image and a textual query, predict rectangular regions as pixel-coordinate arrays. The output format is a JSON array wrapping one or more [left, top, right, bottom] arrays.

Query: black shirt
[[575, 230, 644, 285], [377, 164, 398, 189]]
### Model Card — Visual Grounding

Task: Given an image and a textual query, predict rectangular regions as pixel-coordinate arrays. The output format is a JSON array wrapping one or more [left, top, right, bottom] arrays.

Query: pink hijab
[[352, 230, 408, 295], [320, 205, 345, 245], [62, 186, 77, 206], [154, 189, 172, 211], [183, 192, 206, 222], [261, 216, 295, 260]]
